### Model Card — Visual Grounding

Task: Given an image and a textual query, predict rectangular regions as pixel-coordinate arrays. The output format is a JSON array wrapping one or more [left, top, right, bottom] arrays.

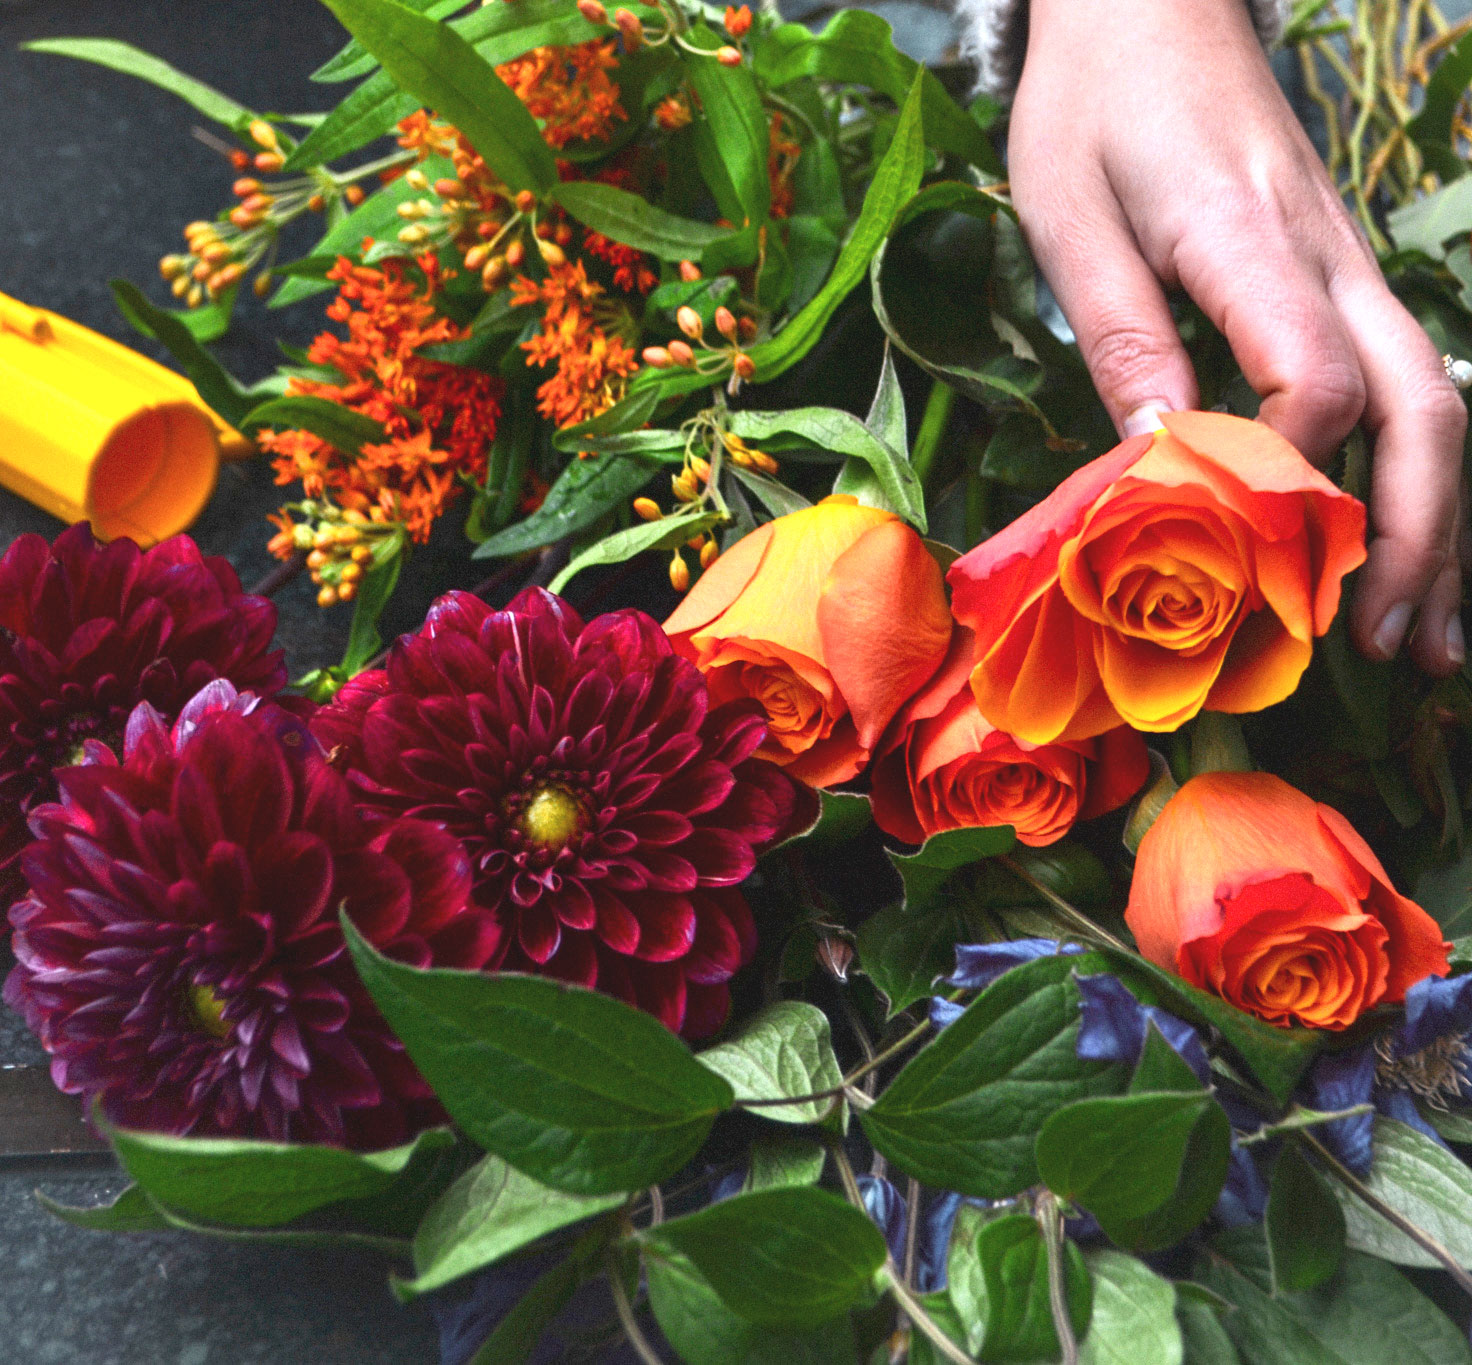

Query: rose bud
[[1126, 771, 1450, 1031], [949, 411, 1366, 744], [871, 627, 1149, 847], [665, 497, 952, 787]]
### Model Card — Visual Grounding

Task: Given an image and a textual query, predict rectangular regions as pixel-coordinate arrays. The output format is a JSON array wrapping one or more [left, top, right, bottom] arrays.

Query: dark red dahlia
[[313, 589, 811, 1038], [0, 524, 286, 906], [5, 682, 497, 1147]]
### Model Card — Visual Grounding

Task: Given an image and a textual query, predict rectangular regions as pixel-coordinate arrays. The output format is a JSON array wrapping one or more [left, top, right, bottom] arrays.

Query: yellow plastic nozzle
[[0, 290, 254, 545]]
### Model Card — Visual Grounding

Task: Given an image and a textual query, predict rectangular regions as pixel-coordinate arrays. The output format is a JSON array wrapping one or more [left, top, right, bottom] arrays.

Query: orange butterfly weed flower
[[769, 112, 802, 220], [496, 40, 627, 149], [258, 253, 504, 545]]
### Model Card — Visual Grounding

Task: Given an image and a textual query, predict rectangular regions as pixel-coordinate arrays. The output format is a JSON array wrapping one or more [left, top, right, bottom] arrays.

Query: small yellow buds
[[669, 552, 691, 593], [678, 260, 702, 283], [405, 167, 431, 192], [482, 254, 509, 289], [537, 239, 567, 269], [577, 0, 609, 23], [317, 583, 339, 608], [642, 346, 673, 368], [398, 223, 432, 245], [700, 537, 720, 569], [614, 8, 642, 49], [248, 119, 279, 151], [338, 579, 359, 603], [159, 255, 186, 281], [689, 455, 712, 483], [633, 497, 663, 521], [254, 272, 273, 298], [676, 306, 703, 341], [671, 469, 700, 502], [716, 45, 743, 66], [714, 306, 738, 341], [668, 340, 697, 369], [464, 242, 492, 272]]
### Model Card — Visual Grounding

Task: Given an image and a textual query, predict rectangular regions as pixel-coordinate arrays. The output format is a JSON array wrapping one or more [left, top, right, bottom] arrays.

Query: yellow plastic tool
[[0, 290, 253, 545]]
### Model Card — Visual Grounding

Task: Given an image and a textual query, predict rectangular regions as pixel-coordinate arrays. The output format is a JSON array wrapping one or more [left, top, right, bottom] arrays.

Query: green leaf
[[1413, 846, 1472, 937], [549, 182, 732, 261], [23, 39, 254, 128], [397, 1154, 622, 1298], [1077, 1251, 1181, 1365], [1405, 29, 1472, 179], [864, 343, 908, 457], [1265, 1142, 1345, 1293], [645, 1247, 858, 1365], [833, 345, 916, 517], [907, 1291, 973, 1365], [285, 70, 416, 170], [861, 953, 1126, 1196], [889, 825, 1018, 912], [1389, 177, 1472, 260], [1175, 1300, 1240, 1365], [38, 1183, 172, 1233], [472, 453, 665, 560], [729, 406, 926, 531], [698, 1001, 843, 1126], [548, 510, 725, 594], [745, 1135, 826, 1192], [685, 25, 770, 225], [1333, 1115, 1472, 1268], [757, 10, 999, 172], [108, 279, 253, 428], [314, 0, 464, 80], [1200, 1229, 1472, 1365], [341, 537, 405, 675], [641, 1187, 886, 1329], [1100, 949, 1323, 1106], [729, 465, 813, 519], [854, 899, 984, 1016], [342, 919, 733, 1195], [319, 0, 558, 192], [548, 383, 664, 452], [240, 395, 387, 453], [105, 1123, 455, 1228]]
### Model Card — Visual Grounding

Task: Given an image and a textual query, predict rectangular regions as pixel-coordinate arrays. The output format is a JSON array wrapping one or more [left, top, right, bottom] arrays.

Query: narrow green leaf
[[312, 0, 463, 81], [641, 1187, 886, 1329], [549, 181, 732, 261], [685, 24, 770, 224], [342, 538, 404, 675], [319, 0, 558, 192], [889, 824, 1017, 912], [864, 344, 908, 457], [342, 918, 733, 1195], [1405, 30, 1472, 177], [285, 69, 416, 170], [1266, 1142, 1345, 1293], [23, 39, 254, 128], [549, 384, 663, 452], [548, 511, 725, 594], [37, 1183, 171, 1233], [240, 395, 387, 454], [467, 1251, 588, 1365], [1077, 1251, 1182, 1365], [729, 466, 813, 519], [698, 1001, 843, 1126]]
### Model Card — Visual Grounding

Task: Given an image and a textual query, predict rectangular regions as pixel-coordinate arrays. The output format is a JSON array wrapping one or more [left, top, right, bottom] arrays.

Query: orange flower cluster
[[496, 40, 627, 149], [259, 253, 504, 545], [769, 113, 802, 220], [510, 260, 640, 427]]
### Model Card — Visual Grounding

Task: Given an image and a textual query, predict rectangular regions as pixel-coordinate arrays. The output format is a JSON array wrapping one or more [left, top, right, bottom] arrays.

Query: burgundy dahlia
[[0, 524, 286, 906], [313, 588, 811, 1038], [5, 682, 498, 1147]]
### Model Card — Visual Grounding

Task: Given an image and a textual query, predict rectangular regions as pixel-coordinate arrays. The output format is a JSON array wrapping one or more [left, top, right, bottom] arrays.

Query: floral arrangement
[[16, 2, 1472, 1363]]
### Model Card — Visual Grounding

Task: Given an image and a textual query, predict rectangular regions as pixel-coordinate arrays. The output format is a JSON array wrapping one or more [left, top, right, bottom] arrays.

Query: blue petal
[[709, 1166, 745, 1204], [929, 998, 966, 1031], [1074, 973, 1210, 1083], [1215, 1142, 1270, 1227], [1304, 1048, 1377, 1176], [945, 939, 1082, 991], [1376, 1088, 1450, 1151], [1397, 972, 1472, 1056], [917, 1191, 962, 1292], [857, 1174, 909, 1266]]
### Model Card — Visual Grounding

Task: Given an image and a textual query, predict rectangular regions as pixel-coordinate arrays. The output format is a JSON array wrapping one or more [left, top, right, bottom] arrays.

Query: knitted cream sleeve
[[954, 0, 1294, 102]]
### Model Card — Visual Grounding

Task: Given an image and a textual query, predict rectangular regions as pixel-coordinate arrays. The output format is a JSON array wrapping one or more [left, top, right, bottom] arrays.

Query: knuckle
[[1083, 321, 1181, 402], [1282, 357, 1366, 435], [1408, 377, 1469, 446]]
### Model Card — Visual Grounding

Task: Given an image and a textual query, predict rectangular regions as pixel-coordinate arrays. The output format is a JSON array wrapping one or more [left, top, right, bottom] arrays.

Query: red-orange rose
[[664, 497, 953, 787], [949, 412, 1366, 744], [871, 627, 1149, 846], [1126, 771, 1449, 1030]]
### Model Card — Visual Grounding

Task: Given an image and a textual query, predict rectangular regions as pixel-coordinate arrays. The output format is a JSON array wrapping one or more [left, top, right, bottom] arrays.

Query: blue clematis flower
[[931, 939, 1085, 1030], [1073, 972, 1211, 1083], [1308, 971, 1472, 1175]]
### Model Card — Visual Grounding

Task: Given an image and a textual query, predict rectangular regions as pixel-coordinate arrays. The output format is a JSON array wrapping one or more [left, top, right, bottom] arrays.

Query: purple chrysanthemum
[[0, 524, 287, 906], [5, 683, 498, 1148], [313, 588, 812, 1038]]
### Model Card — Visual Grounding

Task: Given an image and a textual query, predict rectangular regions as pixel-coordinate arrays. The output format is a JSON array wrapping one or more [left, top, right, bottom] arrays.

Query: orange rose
[[664, 496, 953, 787], [1125, 772, 1449, 1030], [871, 627, 1150, 846], [948, 411, 1366, 744]]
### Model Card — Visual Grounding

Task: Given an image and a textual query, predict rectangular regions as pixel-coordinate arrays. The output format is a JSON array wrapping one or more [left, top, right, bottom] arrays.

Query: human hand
[[1007, 0, 1468, 673]]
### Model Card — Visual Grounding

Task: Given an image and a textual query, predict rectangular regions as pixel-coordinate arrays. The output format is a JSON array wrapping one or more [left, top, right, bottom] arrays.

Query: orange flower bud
[[191, 260, 213, 282], [344, 184, 366, 207], [554, 222, 573, 246], [483, 254, 509, 289], [240, 192, 274, 215], [669, 552, 691, 593], [248, 119, 279, 151], [737, 316, 757, 341], [229, 206, 261, 229], [678, 260, 702, 282], [577, 0, 609, 23], [633, 497, 663, 521], [671, 470, 699, 502], [714, 306, 737, 341], [615, 8, 642, 49], [229, 148, 251, 170], [689, 455, 712, 483], [537, 239, 567, 269], [201, 242, 234, 264], [306, 549, 329, 571], [724, 5, 752, 37], [642, 346, 673, 368], [716, 45, 742, 66], [232, 177, 262, 198], [338, 579, 359, 603], [668, 340, 697, 368], [700, 537, 719, 569], [254, 151, 285, 173], [732, 352, 756, 381], [515, 189, 537, 214], [308, 193, 326, 213], [748, 449, 780, 476], [676, 306, 703, 341], [505, 239, 526, 269], [535, 220, 554, 240]]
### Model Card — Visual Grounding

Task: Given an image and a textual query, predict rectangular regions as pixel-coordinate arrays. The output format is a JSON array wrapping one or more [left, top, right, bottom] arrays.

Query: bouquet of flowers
[[14, 1, 1472, 1362]]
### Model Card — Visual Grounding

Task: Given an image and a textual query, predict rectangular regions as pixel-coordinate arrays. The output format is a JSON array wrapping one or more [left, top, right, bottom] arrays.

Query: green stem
[[608, 1250, 667, 1365], [1037, 1192, 1079, 1365], [911, 379, 957, 495], [998, 856, 1131, 953]]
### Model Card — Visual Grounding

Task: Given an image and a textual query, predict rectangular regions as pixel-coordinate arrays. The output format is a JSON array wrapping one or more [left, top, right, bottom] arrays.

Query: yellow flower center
[[188, 983, 232, 1040], [520, 785, 588, 850]]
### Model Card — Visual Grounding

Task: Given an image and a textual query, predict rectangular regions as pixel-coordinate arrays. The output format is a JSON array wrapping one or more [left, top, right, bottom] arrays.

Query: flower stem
[[997, 856, 1130, 953], [607, 1251, 667, 1365], [910, 379, 956, 494], [1037, 1192, 1079, 1365]]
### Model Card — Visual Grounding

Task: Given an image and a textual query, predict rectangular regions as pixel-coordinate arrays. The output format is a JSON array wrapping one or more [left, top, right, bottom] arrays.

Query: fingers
[[1023, 188, 1199, 436], [1331, 273, 1467, 672]]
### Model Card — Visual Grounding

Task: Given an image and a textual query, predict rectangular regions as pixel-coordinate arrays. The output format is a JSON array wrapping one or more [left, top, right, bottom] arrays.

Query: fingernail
[[1122, 403, 1171, 439], [1372, 602, 1413, 659], [1448, 614, 1466, 667]]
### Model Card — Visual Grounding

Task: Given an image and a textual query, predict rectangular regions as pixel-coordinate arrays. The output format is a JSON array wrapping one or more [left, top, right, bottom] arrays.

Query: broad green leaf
[[549, 182, 732, 261], [685, 25, 770, 225], [1176, 1300, 1240, 1365], [105, 1124, 455, 1228], [343, 920, 733, 1194], [729, 406, 925, 531], [472, 452, 666, 559], [38, 1183, 171, 1233], [397, 1154, 622, 1298], [1388, 177, 1472, 260], [240, 395, 387, 453], [320, 0, 558, 192], [1265, 1141, 1345, 1293], [699, 1002, 843, 1127], [548, 511, 726, 594], [313, 0, 464, 81], [745, 1135, 826, 1192], [23, 39, 255, 129], [645, 1247, 857, 1365], [1413, 844, 1472, 936], [109, 279, 253, 428], [853, 899, 988, 1016], [1077, 1251, 1181, 1365], [861, 953, 1126, 1196], [889, 824, 1018, 912], [641, 1187, 886, 1330], [757, 10, 999, 172], [1334, 1115, 1472, 1268], [1200, 1228, 1471, 1365], [341, 537, 405, 675]]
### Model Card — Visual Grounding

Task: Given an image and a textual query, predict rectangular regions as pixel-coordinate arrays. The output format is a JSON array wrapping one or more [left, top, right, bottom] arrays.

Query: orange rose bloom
[[1126, 772, 1449, 1030], [948, 411, 1366, 744], [871, 627, 1150, 846], [664, 497, 953, 787]]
